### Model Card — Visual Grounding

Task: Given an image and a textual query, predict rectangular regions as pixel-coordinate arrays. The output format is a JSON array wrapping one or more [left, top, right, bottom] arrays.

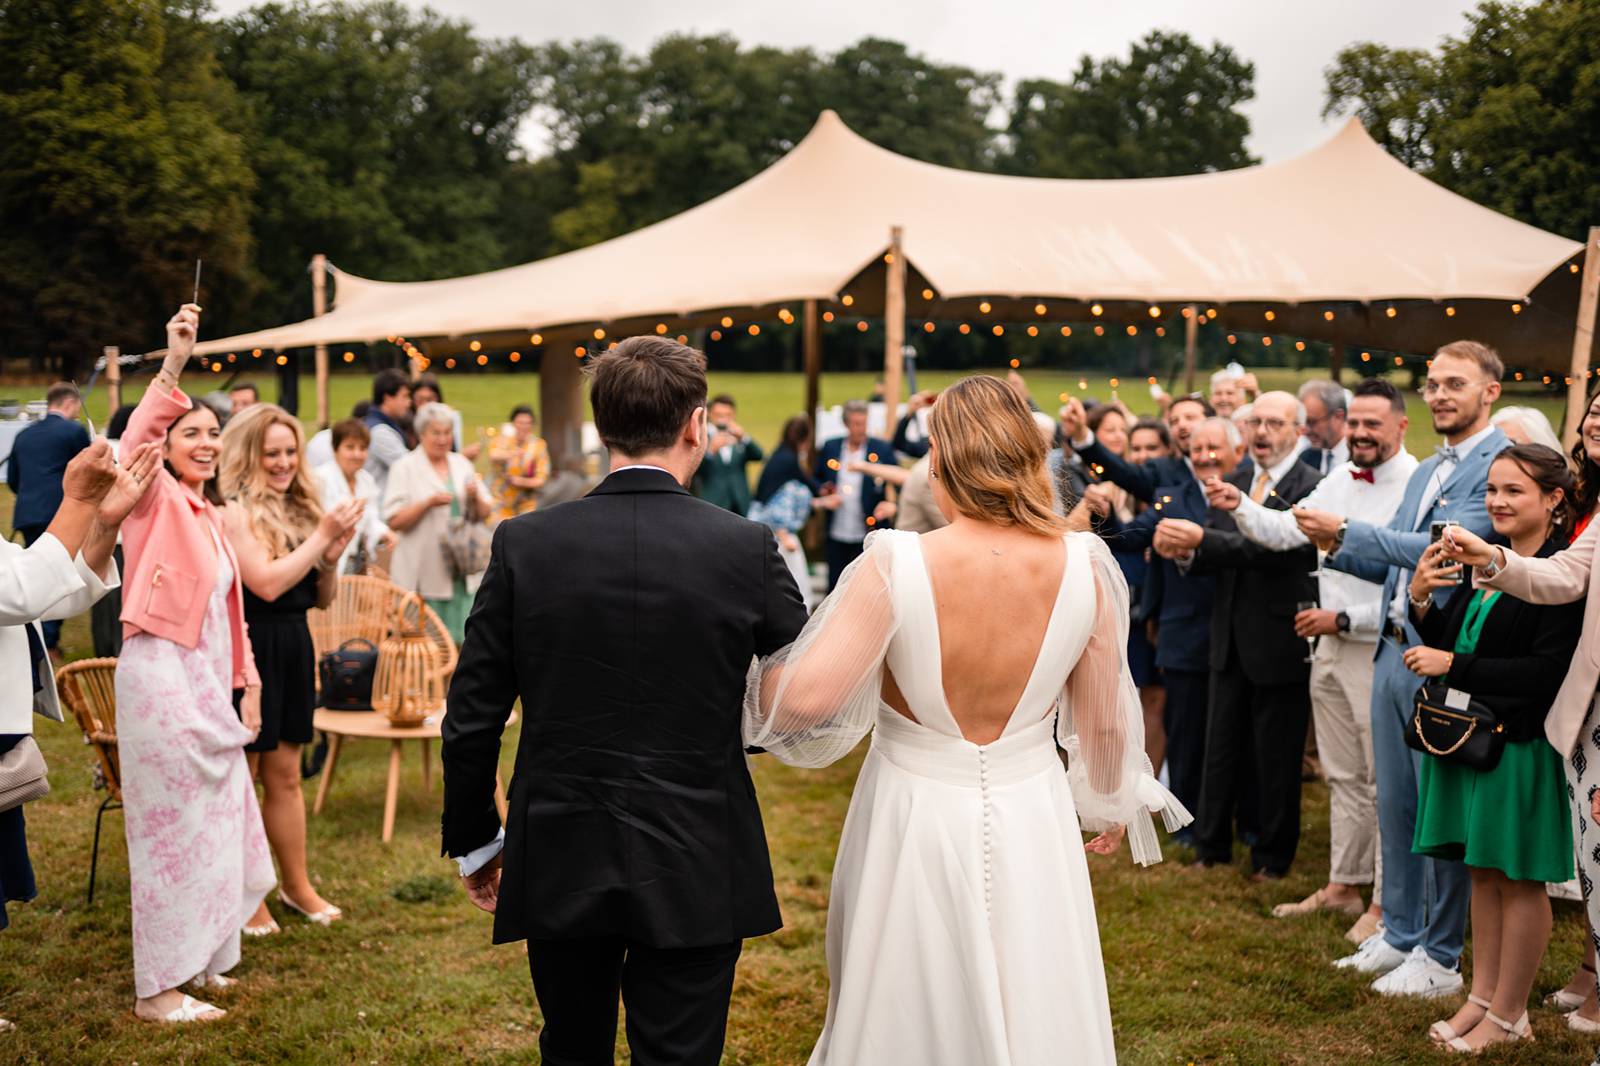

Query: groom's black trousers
[[528, 937, 743, 1066]]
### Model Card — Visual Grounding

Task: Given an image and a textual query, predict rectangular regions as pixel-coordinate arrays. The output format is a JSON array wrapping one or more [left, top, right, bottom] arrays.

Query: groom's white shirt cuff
[[456, 828, 505, 877]]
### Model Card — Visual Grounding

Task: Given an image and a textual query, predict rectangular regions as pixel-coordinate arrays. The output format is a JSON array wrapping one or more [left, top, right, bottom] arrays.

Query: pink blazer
[[1478, 516, 1600, 756], [119, 385, 259, 689]]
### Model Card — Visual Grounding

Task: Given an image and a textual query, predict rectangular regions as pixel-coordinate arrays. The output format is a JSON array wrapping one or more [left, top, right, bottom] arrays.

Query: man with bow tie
[[1290, 343, 1507, 1001], [1205, 379, 1416, 945]]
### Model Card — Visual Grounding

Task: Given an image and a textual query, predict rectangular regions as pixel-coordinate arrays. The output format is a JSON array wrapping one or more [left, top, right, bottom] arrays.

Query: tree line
[[0, 0, 1593, 379]]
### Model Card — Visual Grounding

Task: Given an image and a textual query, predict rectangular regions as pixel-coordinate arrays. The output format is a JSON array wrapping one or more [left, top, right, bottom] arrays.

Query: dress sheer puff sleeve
[[743, 530, 898, 767], [1060, 535, 1193, 865]]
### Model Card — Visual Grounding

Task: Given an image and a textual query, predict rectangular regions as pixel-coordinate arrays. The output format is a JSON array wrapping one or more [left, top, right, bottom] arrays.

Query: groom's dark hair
[[587, 336, 708, 456]]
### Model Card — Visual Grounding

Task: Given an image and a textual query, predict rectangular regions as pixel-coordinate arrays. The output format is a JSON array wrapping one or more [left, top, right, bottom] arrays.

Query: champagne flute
[[1296, 600, 1319, 663]]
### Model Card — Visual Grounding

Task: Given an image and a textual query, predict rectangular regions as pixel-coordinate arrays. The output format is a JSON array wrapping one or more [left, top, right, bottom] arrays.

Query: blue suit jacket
[[1078, 437, 1254, 506], [815, 436, 897, 532], [1116, 477, 1215, 674], [7, 413, 90, 531], [1329, 427, 1508, 650]]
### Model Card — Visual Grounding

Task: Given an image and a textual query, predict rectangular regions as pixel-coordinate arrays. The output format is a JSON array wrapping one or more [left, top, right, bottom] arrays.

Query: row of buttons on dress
[[979, 747, 993, 915]]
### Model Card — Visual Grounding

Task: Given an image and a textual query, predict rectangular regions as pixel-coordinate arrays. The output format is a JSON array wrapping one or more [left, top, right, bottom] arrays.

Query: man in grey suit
[[1292, 341, 1507, 999]]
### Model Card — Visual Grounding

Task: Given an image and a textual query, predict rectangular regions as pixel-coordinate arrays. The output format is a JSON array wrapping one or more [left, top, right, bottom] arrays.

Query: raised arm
[[1059, 537, 1192, 865], [221, 498, 360, 604], [1469, 517, 1595, 605], [743, 532, 897, 767]]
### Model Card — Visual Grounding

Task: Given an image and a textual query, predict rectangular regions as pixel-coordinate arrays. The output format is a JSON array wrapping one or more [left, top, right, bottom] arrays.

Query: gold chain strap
[[1413, 703, 1478, 757]]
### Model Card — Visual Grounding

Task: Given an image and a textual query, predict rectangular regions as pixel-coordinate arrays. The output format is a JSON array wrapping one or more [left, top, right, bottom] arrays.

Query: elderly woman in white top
[[1492, 406, 1564, 456], [0, 438, 158, 1033], [313, 418, 394, 573], [382, 402, 490, 642]]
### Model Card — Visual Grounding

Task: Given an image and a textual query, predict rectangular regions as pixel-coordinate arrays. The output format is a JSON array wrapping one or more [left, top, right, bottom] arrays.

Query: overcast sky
[[211, 0, 1473, 162]]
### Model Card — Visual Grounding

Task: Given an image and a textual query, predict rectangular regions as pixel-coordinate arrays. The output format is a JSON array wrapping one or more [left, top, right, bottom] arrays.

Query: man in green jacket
[[693, 394, 764, 515]]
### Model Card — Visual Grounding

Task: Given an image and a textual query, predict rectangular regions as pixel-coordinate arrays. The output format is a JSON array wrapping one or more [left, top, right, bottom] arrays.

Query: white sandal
[[1548, 963, 1596, 1011], [242, 917, 280, 937], [137, 994, 225, 1024], [1445, 1010, 1532, 1053], [1569, 1011, 1600, 1033], [1429, 994, 1491, 1043], [278, 890, 341, 926], [0, 1018, 14, 1033], [189, 974, 237, 991]]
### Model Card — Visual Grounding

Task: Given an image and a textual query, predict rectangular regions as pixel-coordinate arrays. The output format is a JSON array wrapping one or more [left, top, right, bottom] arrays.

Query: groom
[[441, 335, 810, 1066]]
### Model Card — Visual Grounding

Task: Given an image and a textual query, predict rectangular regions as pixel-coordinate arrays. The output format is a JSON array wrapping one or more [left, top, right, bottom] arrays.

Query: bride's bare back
[[884, 522, 1068, 745]]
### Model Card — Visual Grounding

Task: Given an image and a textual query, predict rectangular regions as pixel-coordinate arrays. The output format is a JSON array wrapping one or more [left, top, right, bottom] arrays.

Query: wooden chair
[[55, 658, 121, 903]]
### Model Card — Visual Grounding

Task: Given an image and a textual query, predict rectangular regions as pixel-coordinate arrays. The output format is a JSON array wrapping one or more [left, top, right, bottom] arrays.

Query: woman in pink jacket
[[115, 304, 275, 1024]]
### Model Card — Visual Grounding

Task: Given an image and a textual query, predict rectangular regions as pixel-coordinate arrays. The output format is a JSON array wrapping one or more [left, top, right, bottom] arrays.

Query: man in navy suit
[[1063, 394, 1238, 503], [1297, 379, 1350, 477], [1114, 417, 1245, 822], [7, 382, 91, 651], [1295, 341, 1507, 999], [814, 400, 896, 591]]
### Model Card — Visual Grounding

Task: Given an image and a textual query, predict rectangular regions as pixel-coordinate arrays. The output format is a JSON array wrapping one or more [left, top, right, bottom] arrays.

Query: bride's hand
[[1085, 825, 1125, 855]]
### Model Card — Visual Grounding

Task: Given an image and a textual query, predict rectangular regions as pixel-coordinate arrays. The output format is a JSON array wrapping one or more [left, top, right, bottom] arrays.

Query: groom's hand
[[462, 852, 502, 913]]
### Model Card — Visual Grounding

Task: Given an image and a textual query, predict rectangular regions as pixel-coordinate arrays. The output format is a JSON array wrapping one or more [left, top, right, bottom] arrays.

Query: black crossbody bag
[[1405, 680, 1506, 772]]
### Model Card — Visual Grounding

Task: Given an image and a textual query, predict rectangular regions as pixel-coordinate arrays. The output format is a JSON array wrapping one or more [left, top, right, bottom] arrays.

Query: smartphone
[[1429, 520, 1467, 584]]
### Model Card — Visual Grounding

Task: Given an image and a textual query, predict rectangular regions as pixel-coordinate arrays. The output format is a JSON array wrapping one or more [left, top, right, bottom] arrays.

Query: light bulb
[[1090, 303, 1103, 316]]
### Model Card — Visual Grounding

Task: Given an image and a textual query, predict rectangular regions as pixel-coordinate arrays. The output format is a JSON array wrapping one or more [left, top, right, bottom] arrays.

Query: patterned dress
[[115, 532, 275, 997], [490, 435, 551, 520]]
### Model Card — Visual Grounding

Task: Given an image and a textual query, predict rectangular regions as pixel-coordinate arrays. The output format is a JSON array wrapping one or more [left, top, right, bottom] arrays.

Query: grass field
[[1, 367, 1592, 1063]]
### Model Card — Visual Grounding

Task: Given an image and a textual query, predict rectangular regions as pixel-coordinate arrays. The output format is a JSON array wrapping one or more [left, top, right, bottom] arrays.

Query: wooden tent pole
[[803, 299, 821, 433], [882, 226, 906, 437], [311, 253, 330, 426], [1564, 226, 1600, 448], [1183, 305, 1198, 394], [104, 347, 121, 411]]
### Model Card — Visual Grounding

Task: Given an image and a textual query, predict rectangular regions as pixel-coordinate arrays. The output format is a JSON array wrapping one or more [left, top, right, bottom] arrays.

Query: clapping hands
[[1152, 518, 1203, 559], [1203, 476, 1241, 512]]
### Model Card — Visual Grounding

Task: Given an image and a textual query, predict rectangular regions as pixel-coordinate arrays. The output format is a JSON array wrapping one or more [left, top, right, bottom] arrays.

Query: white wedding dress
[[745, 529, 1189, 1066]]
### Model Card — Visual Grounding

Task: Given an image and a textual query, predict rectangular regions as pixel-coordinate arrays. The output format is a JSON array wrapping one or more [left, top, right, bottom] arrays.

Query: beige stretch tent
[[192, 110, 1596, 456]]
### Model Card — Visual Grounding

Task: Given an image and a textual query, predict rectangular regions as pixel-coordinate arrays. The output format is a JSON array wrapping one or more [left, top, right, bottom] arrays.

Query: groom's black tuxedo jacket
[[442, 467, 810, 948]]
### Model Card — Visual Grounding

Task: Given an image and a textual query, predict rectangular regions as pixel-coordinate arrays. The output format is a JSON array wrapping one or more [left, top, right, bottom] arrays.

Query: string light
[[992, 324, 1004, 336], [1322, 310, 1334, 321], [823, 311, 835, 323], [1109, 377, 1120, 389], [1514, 371, 1524, 381], [1206, 308, 1218, 320], [1093, 325, 1105, 336], [531, 333, 543, 345], [1446, 306, 1456, 317], [226, 353, 236, 363], [1385, 306, 1397, 318], [883, 252, 894, 264], [1264, 310, 1275, 322], [1262, 336, 1272, 346], [1155, 327, 1166, 337], [251, 347, 262, 357], [1126, 325, 1138, 336], [1010, 358, 1021, 368], [1511, 303, 1522, 314], [677, 335, 688, 344], [342, 351, 355, 363], [1294, 341, 1306, 351], [840, 295, 854, 308], [573, 346, 585, 358], [923, 321, 935, 333], [476, 354, 489, 366], [1181, 307, 1194, 319], [275, 354, 288, 366], [922, 288, 934, 300], [509, 351, 521, 363], [710, 330, 722, 341], [1078, 379, 1089, 390], [1060, 326, 1072, 337], [469, 340, 483, 351], [210, 362, 222, 373], [856, 320, 869, 332], [979, 301, 992, 314], [720, 316, 734, 327], [1226, 334, 1237, 344], [445, 358, 456, 368], [747, 324, 760, 336], [1360, 352, 1371, 362], [655, 323, 668, 335], [1059, 392, 1070, 402], [1572, 263, 1582, 274], [959, 323, 971, 334], [1149, 305, 1161, 318], [1393, 356, 1403, 366], [1026, 325, 1038, 337], [1034, 303, 1047, 316], [1090, 303, 1103, 316]]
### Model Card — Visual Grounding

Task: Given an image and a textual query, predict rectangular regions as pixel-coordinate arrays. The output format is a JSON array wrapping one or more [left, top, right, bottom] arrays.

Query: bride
[[744, 375, 1190, 1065]]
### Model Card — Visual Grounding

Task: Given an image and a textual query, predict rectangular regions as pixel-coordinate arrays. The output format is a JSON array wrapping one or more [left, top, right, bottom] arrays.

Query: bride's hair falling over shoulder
[[928, 375, 1069, 537]]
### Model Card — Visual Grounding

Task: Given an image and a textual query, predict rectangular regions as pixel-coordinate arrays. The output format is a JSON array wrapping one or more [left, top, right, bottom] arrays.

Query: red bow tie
[[1350, 468, 1375, 483]]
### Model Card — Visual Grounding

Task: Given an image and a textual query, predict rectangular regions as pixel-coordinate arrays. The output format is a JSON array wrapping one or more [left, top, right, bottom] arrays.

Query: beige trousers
[[1309, 634, 1381, 901]]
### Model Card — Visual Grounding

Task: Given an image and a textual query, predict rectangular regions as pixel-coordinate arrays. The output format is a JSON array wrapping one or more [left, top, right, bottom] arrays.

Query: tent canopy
[[195, 110, 1591, 368]]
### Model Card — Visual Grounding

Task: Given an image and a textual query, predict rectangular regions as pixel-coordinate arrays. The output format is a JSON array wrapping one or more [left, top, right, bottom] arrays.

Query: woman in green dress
[[1404, 443, 1586, 1052]]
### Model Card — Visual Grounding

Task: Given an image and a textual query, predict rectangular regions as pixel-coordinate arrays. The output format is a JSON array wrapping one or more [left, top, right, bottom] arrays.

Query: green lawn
[[2, 367, 1592, 1063]]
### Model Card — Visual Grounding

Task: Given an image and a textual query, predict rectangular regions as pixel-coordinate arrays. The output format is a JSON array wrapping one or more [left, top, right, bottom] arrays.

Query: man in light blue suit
[[1292, 341, 1507, 999]]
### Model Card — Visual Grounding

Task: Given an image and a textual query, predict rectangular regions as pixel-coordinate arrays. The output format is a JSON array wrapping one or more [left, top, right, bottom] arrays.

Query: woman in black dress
[[220, 405, 362, 934]]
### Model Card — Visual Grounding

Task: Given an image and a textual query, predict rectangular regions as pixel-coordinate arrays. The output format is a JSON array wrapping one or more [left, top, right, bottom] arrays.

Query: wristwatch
[[1329, 519, 1349, 555], [1336, 610, 1351, 634], [1478, 547, 1504, 580]]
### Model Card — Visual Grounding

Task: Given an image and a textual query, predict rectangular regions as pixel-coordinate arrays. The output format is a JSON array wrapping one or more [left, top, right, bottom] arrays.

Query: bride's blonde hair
[[218, 403, 323, 559], [928, 375, 1070, 537]]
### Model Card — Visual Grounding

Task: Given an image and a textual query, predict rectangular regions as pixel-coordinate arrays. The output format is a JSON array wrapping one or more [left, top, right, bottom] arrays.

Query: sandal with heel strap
[[1445, 1010, 1533, 1053], [1548, 962, 1597, 1012], [1430, 994, 1491, 1044], [278, 890, 341, 926], [135, 994, 226, 1024]]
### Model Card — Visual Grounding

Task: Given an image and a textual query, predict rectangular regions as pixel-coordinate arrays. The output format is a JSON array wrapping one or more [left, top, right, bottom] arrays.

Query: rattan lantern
[[372, 593, 445, 727]]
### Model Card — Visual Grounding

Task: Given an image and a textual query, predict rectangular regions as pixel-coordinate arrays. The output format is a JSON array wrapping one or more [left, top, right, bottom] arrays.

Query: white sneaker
[[1333, 930, 1407, 974], [1370, 947, 1464, 998]]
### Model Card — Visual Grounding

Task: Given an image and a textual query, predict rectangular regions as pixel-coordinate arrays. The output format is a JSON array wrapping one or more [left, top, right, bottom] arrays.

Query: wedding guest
[[313, 419, 394, 573], [897, 456, 947, 535], [228, 382, 259, 414], [411, 373, 482, 460], [1298, 379, 1351, 476], [1154, 393, 1322, 879], [7, 382, 91, 653], [749, 416, 820, 610], [1042, 411, 1090, 512], [1442, 381, 1600, 1034], [363, 369, 413, 491], [115, 304, 277, 1023], [304, 401, 368, 471], [814, 400, 896, 590], [1206, 379, 1415, 940], [1300, 340, 1507, 997], [1209, 366, 1257, 419], [487, 405, 551, 520], [1064, 394, 1220, 503], [0, 438, 153, 1036], [1491, 405, 1563, 455], [384, 402, 491, 643], [891, 390, 938, 459], [220, 405, 361, 934], [90, 404, 137, 657], [694, 395, 763, 515], [1406, 444, 1582, 1051]]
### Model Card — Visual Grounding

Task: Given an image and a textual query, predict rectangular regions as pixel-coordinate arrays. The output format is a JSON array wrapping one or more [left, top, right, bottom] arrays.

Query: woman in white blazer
[[0, 438, 158, 1032]]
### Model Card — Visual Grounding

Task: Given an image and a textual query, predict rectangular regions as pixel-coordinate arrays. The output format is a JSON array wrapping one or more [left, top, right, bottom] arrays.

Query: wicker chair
[[307, 574, 458, 690], [55, 658, 121, 903]]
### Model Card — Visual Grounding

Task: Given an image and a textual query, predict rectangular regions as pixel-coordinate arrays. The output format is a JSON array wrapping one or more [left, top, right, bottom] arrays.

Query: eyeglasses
[[1241, 417, 1293, 433], [1417, 378, 1488, 399]]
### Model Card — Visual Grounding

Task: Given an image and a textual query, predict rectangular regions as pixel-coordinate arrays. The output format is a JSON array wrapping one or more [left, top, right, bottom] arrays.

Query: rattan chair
[[55, 658, 121, 903], [307, 574, 458, 690]]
